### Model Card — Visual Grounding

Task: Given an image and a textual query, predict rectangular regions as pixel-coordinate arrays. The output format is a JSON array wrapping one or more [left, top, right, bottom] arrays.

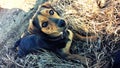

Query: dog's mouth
[[51, 27, 67, 37], [49, 31, 64, 37], [41, 27, 68, 41], [46, 31, 67, 41]]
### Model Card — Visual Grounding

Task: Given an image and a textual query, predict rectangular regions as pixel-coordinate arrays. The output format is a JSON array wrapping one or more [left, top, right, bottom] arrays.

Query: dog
[[13, 2, 98, 66]]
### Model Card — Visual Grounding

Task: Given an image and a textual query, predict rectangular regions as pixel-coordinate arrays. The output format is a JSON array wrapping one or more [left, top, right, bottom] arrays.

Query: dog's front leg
[[62, 29, 73, 55], [61, 30, 87, 65], [56, 30, 73, 59]]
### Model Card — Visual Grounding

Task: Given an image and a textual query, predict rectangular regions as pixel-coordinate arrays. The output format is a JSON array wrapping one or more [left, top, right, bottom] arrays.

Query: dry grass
[[51, 0, 120, 67], [0, 0, 120, 68]]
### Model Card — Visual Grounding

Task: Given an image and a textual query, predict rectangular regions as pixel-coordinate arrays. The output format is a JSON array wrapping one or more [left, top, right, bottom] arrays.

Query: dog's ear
[[41, 2, 52, 8], [41, 2, 61, 16], [28, 19, 41, 34]]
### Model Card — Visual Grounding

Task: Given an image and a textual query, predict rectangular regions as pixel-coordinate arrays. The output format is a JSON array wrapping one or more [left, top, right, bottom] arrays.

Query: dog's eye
[[49, 10, 54, 15], [42, 21, 48, 27]]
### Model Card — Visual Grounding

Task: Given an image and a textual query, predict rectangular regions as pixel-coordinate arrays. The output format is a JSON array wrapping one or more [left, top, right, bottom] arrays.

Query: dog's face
[[38, 8, 66, 37], [29, 2, 66, 37]]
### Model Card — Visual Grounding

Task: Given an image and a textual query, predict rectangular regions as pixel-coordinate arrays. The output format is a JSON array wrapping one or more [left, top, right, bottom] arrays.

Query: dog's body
[[14, 30, 70, 58]]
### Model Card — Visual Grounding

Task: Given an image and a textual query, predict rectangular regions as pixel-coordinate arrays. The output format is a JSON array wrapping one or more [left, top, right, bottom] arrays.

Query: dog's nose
[[49, 18, 66, 27], [58, 20, 66, 27]]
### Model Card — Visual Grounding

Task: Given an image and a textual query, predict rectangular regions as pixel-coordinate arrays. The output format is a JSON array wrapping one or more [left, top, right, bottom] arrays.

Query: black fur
[[112, 50, 120, 68], [13, 31, 69, 58]]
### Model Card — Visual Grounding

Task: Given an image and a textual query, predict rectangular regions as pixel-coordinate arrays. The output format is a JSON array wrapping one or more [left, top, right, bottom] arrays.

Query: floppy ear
[[41, 2, 52, 8], [41, 2, 61, 16], [28, 19, 41, 34]]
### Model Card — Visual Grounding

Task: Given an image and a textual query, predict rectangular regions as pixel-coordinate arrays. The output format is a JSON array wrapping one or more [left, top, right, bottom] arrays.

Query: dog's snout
[[58, 20, 66, 27], [49, 18, 66, 27]]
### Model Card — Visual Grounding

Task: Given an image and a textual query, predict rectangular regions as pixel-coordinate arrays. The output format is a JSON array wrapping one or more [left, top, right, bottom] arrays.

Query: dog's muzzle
[[49, 18, 66, 27], [57, 19, 66, 27]]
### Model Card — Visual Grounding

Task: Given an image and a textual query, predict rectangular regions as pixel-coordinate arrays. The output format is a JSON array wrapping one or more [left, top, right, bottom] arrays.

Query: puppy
[[13, 2, 97, 65]]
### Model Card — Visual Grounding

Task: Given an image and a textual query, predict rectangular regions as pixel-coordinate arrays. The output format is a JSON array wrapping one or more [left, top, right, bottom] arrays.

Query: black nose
[[58, 20, 66, 27], [49, 18, 66, 27]]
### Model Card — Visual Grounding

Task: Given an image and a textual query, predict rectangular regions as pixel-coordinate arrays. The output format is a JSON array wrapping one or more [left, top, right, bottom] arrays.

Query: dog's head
[[28, 2, 66, 37]]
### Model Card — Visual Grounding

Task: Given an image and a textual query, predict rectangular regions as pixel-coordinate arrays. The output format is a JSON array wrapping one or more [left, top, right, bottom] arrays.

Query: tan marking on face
[[37, 15, 63, 37], [40, 9, 60, 18]]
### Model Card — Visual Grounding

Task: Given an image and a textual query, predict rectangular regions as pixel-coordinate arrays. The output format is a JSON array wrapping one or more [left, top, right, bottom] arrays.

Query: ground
[[0, 0, 120, 68]]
